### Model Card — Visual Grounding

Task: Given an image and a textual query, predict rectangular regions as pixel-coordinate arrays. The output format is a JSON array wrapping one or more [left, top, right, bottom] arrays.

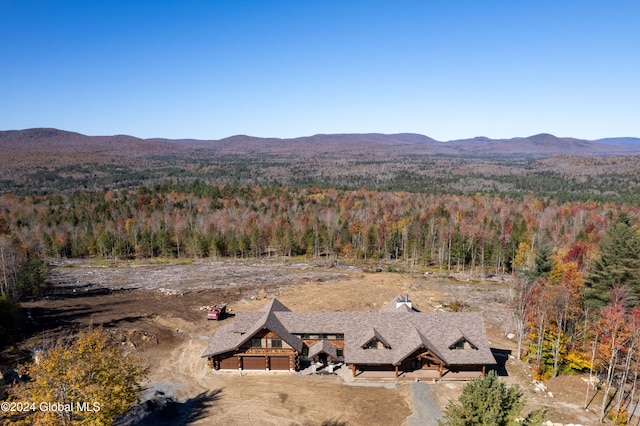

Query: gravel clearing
[[48, 258, 353, 293]]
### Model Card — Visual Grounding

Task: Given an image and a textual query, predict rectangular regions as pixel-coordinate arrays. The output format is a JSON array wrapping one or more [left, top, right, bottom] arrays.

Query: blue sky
[[1, 1, 638, 141]]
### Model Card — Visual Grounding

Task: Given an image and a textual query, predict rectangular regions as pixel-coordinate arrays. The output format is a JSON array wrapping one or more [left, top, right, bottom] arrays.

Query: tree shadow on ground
[[14, 286, 150, 344], [490, 348, 511, 376], [115, 389, 222, 426], [44, 285, 117, 299]]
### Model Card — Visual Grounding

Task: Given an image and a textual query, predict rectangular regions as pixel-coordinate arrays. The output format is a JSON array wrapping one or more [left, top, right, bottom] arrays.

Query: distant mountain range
[[1, 128, 640, 158]]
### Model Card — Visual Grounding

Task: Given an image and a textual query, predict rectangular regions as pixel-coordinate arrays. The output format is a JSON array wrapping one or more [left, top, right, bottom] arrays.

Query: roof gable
[[308, 340, 339, 359], [235, 311, 303, 352], [359, 327, 392, 349], [392, 326, 445, 365], [259, 298, 292, 313], [448, 330, 478, 350]]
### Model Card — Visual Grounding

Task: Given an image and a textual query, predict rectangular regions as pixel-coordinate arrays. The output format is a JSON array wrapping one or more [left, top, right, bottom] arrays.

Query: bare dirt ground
[[2, 259, 603, 425]]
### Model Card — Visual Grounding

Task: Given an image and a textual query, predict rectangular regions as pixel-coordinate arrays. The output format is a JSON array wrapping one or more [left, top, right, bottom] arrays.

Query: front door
[[318, 353, 328, 366], [411, 358, 422, 370]]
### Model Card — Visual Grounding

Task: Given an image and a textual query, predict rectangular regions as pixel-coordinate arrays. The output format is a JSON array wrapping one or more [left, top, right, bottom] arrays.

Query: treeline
[[1, 182, 638, 273]]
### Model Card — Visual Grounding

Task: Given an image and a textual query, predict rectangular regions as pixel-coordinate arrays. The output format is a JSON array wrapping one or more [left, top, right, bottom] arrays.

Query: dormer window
[[363, 338, 390, 350], [360, 327, 392, 350], [449, 338, 477, 350], [364, 339, 378, 349]]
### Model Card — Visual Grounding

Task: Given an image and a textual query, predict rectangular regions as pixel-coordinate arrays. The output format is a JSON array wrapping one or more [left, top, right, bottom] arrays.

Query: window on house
[[270, 338, 283, 349], [364, 338, 390, 350], [250, 337, 263, 348], [364, 339, 378, 349], [451, 339, 466, 350], [337, 348, 344, 357]]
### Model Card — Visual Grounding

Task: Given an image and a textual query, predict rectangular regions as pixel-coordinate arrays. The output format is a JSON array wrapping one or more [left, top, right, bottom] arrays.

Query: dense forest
[[3, 155, 640, 205], [1, 182, 637, 269]]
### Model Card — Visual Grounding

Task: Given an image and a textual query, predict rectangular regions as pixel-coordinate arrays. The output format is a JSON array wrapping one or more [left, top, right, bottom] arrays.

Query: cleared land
[[3, 259, 601, 425]]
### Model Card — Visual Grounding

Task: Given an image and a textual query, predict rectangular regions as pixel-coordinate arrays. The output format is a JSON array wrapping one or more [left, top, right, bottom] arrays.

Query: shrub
[[439, 371, 545, 426]]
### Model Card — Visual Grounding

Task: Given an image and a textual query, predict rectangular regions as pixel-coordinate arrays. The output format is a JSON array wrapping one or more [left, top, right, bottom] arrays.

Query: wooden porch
[[352, 368, 485, 381]]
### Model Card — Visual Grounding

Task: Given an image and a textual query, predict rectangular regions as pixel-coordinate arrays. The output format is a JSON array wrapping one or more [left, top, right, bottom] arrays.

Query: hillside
[[1, 128, 640, 199], [2, 128, 640, 158]]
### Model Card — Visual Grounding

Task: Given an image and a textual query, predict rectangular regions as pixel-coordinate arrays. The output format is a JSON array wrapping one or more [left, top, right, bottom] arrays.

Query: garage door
[[242, 357, 266, 370], [219, 356, 238, 370], [269, 356, 290, 370]]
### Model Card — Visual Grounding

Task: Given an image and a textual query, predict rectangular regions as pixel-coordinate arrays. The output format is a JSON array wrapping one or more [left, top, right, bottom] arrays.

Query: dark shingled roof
[[259, 298, 292, 313], [201, 301, 302, 357], [201, 298, 496, 367]]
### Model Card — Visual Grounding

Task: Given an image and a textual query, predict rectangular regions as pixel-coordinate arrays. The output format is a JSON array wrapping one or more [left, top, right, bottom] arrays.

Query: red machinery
[[207, 305, 227, 320]]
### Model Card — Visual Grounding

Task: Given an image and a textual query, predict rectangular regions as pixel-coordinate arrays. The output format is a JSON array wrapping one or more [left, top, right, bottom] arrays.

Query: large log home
[[201, 295, 496, 379]]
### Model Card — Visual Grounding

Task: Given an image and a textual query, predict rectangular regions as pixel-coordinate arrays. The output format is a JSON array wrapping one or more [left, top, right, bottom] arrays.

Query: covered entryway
[[396, 348, 447, 378], [269, 356, 290, 370]]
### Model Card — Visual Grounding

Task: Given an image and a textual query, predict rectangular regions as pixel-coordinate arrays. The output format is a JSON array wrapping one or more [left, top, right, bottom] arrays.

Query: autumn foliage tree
[[1, 183, 631, 275], [521, 249, 589, 379], [595, 300, 630, 423], [5, 327, 147, 426]]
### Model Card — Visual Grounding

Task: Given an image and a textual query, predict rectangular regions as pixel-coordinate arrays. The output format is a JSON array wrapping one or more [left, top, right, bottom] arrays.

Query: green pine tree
[[17, 257, 50, 297], [439, 371, 545, 426], [583, 219, 640, 309]]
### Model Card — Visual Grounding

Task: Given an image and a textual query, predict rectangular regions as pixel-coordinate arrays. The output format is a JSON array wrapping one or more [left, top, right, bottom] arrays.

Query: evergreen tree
[[583, 219, 640, 309], [17, 257, 50, 297], [533, 246, 553, 278], [439, 371, 545, 426], [0, 293, 18, 345]]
